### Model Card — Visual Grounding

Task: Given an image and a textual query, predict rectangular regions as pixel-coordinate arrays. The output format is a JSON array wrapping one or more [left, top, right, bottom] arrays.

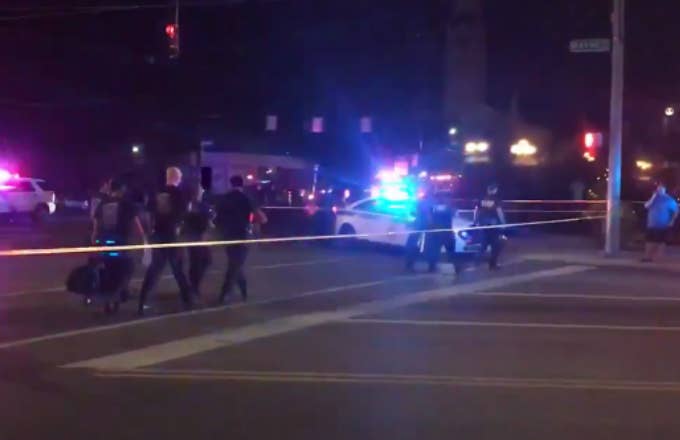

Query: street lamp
[[448, 127, 458, 136], [665, 106, 675, 117], [131, 144, 142, 155]]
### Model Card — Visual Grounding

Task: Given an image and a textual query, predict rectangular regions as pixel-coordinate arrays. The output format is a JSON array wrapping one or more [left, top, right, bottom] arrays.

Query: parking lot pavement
[[5, 234, 680, 438]]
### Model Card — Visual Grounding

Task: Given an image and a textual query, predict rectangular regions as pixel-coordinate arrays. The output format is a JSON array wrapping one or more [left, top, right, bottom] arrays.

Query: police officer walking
[[426, 192, 462, 275], [138, 167, 193, 315], [91, 178, 147, 302], [473, 183, 506, 270], [185, 184, 214, 297], [405, 192, 432, 272], [215, 175, 267, 304]]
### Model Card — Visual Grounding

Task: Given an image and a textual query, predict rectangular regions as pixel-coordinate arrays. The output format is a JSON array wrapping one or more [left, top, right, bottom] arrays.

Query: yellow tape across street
[[0, 215, 604, 257]]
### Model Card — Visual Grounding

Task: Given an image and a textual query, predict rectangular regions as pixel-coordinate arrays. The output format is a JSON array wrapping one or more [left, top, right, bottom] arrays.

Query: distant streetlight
[[510, 139, 538, 156], [448, 127, 458, 136], [665, 106, 675, 117], [131, 144, 142, 155], [636, 159, 652, 171]]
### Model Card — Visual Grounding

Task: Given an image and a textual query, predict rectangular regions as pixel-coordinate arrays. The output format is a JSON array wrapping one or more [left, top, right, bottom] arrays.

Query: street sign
[[569, 38, 611, 53]]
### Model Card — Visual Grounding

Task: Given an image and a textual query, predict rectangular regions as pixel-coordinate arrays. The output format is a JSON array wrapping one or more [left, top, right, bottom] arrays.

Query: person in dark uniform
[[425, 192, 462, 275], [474, 183, 506, 270], [405, 192, 433, 272], [216, 175, 267, 304], [138, 167, 193, 315], [91, 178, 147, 301], [90, 178, 111, 220], [185, 184, 214, 297]]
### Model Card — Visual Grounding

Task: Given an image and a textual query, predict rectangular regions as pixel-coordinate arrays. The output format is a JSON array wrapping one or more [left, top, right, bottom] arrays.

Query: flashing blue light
[[105, 240, 116, 245], [107, 252, 120, 257]]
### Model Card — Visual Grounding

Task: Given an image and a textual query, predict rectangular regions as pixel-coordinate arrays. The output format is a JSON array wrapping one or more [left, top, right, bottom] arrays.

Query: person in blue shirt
[[643, 183, 679, 262]]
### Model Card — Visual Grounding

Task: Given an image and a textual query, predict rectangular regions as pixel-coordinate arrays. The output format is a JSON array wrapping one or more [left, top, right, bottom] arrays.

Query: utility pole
[[605, 0, 624, 255]]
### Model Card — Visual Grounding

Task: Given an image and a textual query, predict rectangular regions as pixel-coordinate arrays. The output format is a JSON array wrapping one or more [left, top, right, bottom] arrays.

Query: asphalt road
[[2, 222, 680, 438]]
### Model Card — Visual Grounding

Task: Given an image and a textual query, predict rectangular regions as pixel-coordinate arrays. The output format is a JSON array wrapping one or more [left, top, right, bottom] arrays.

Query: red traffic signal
[[165, 23, 179, 58], [583, 131, 603, 149], [165, 23, 177, 39]]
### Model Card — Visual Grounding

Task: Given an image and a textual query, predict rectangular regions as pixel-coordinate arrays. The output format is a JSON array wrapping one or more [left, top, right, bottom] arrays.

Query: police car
[[0, 176, 57, 222], [334, 196, 480, 254]]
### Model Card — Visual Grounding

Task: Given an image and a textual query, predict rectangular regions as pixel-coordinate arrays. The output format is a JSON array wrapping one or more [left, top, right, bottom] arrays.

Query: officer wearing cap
[[474, 183, 506, 270]]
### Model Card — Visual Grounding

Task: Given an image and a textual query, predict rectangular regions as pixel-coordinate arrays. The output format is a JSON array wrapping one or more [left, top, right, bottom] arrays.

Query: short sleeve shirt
[[149, 185, 189, 242], [647, 193, 679, 229], [94, 196, 139, 244]]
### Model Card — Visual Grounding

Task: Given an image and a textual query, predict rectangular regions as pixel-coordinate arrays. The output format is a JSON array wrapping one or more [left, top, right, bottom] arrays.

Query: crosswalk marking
[[63, 265, 591, 370]]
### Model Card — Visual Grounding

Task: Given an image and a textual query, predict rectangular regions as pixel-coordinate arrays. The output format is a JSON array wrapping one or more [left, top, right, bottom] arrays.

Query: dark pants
[[221, 244, 249, 300], [405, 232, 423, 270], [481, 229, 503, 268], [107, 254, 134, 302], [188, 246, 212, 295], [94, 253, 134, 301], [425, 231, 461, 273], [406, 232, 462, 274], [139, 247, 192, 308]]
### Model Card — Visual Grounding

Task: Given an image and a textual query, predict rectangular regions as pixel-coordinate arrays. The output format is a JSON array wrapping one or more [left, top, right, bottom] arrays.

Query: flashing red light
[[584, 132, 595, 149], [165, 24, 177, 39]]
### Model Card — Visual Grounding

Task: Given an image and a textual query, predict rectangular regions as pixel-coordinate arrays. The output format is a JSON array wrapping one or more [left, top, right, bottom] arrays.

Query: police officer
[[185, 184, 214, 297], [138, 167, 193, 315], [215, 175, 267, 304], [425, 192, 463, 275], [474, 183, 506, 270], [405, 192, 432, 272], [90, 178, 111, 220], [91, 178, 147, 302]]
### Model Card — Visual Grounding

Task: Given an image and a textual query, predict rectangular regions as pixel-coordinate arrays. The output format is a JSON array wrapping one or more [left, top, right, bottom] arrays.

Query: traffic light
[[165, 23, 180, 58], [582, 131, 603, 162]]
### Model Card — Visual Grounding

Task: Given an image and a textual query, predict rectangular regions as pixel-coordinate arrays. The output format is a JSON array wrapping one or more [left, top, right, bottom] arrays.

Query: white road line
[[345, 318, 680, 332], [63, 265, 590, 370], [0, 274, 429, 350], [93, 369, 680, 392], [0, 256, 353, 298], [473, 291, 680, 303]]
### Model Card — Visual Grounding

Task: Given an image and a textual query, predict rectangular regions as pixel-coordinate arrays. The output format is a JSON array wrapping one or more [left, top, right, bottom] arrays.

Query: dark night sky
[[0, 0, 679, 169]]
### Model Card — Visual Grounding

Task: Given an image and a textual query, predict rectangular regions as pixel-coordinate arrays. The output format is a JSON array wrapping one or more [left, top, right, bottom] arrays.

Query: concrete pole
[[605, 0, 624, 255]]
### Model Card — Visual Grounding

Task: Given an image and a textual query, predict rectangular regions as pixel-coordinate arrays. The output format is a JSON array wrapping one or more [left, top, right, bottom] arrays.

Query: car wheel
[[32, 204, 50, 224], [336, 223, 357, 248]]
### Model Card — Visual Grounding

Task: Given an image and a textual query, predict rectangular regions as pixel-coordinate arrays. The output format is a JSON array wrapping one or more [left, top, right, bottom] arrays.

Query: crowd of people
[[90, 166, 267, 315]]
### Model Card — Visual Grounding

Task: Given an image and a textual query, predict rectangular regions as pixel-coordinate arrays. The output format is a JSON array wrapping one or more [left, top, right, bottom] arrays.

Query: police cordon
[[0, 215, 605, 257]]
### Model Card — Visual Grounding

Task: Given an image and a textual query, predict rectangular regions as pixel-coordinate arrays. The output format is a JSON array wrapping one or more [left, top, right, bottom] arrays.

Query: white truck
[[0, 177, 57, 222]]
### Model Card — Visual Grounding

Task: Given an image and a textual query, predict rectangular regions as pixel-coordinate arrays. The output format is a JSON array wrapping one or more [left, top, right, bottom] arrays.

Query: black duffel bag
[[66, 263, 101, 295]]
